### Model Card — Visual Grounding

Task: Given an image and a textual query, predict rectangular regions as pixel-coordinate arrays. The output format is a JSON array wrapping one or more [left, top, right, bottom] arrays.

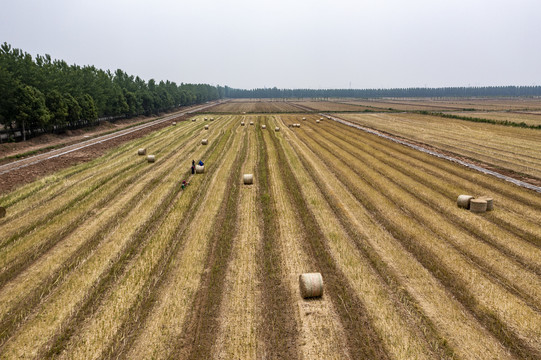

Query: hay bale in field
[[192, 118, 196, 122], [201, 139, 208, 145], [478, 196, 494, 211], [297, 123, 301, 128], [316, 120, 320, 123], [0, 206, 6, 218], [172, 122, 176, 126], [204, 117, 208, 121], [210, 118, 214, 121], [302, 117, 306, 121], [320, 117, 324, 121], [147, 155, 156, 163], [138, 148, 146, 156], [457, 195, 474, 209], [250, 121, 254, 125], [243, 174, 254, 184], [299, 273, 323, 299], [470, 198, 487, 213], [204, 125, 209, 130], [241, 122, 245, 126], [275, 127, 280, 132], [195, 165, 205, 174], [261, 125, 266, 129]]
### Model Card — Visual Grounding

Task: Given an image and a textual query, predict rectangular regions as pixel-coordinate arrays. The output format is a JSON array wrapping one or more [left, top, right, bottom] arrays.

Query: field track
[[0, 108, 540, 359]]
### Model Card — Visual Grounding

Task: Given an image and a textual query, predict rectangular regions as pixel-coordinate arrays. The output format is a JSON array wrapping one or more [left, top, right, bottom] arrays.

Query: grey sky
[[1, 0, 540, 89]]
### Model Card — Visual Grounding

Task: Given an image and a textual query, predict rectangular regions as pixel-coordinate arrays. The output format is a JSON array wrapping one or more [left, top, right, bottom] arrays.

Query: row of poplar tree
[[0, 43, 224, 140]]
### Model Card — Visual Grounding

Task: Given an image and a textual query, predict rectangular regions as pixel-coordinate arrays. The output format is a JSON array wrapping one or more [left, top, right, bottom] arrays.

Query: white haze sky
[[1, 0, 540, 89]]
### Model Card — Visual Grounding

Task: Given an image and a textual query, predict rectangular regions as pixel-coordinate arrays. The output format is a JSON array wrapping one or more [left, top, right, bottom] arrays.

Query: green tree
[[45, 89, 68, 128], [14, 84, 50, 140], [77, 94, 98, 122]]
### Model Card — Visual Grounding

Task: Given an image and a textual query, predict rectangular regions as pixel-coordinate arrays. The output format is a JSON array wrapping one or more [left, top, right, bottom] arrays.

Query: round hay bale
[[302, 117, 306, 121], [137, 148, 146, 156], [478, 196, 494, 211], [0, 206, 6, 218], [470, 198, 487, 213], [275, 127, 280, 132], [195, 165, 205, 174], [316, 120, 320, 123], [297, 123, 301, 128], [172, 122, 176, 126], [201, 139, 208, 145], [204, 125, 209, 130], [241, 122, 245, 126], [243, 174, 254, 185], [250, 121, 254, 125], [261, 125, 266, 129], [457, 195, 474, 209], [320, 117, 324, 121], [192, 118, 196, 122], [299, 273, 323, 299], [147, 155, 156, 163], [210, 118, 214, 121], [204, 117, 208, 121]]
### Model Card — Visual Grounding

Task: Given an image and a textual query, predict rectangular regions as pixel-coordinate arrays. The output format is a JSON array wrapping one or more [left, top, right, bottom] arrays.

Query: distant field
[[341, 98, 541, 111], [447, 111, 541, 126], [291, 101, 379, 112], [203, 101, 301, 113], [338, 112, 541, 179]]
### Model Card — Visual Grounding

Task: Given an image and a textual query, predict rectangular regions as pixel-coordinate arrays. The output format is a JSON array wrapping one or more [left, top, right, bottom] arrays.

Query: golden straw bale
[[470, 199, 488, 213], [457, 195, 474, 209], [299, 273, 324, 299]]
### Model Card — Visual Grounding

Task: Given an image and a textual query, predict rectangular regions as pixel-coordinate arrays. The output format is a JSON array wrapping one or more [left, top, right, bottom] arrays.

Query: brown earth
[[0, 114, 187, 194]]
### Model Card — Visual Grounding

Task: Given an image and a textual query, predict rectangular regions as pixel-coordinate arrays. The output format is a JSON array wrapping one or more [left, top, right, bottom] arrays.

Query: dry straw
[[202, 139, 208, 145], [0, 206, 6, 218], [457, 195, 474, 209], [275, 127, 280, 132], [195, 165, 205, 174], [138, 148, 146, 156], [205, 125, 209, 130], [243, 174, 254, 185], [299, 273, 324, 298], [470, 198, 488, 213], [147, 155, 156, 163], [478, 196, 494, 211]]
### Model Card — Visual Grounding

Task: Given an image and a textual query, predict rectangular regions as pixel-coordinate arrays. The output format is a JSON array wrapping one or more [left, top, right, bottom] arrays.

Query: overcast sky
[[1, 0, 540, 89]]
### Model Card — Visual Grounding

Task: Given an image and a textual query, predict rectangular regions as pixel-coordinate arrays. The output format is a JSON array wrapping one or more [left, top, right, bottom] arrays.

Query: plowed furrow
[[297, 125, 540, 359], [267, 125, 391, 359]]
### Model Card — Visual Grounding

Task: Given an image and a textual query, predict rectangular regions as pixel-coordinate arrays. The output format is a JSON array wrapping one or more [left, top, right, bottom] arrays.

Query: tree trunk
[[22, 120, 26, 141]]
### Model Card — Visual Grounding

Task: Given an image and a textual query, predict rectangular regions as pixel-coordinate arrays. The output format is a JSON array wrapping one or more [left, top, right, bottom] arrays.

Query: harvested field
[[340, 98, 541, 111], [1, 108, 540, 359], [447, 111, 541, 127], [291, 101, 379, 112], [338, 112, 541, 181], [203, 100, 301, 113]]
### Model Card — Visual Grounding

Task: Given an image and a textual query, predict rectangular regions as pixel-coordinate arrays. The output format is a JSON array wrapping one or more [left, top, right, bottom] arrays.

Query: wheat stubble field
[[0, 101, 540, 359]]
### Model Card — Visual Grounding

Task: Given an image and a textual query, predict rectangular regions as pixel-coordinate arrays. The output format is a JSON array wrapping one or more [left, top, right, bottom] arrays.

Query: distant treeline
[[0, 43, 224, 140], [224, 86, 541, 99]]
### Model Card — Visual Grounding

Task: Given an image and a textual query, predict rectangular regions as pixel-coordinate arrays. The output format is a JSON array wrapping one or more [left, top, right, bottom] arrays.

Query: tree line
[[0, 43, 224, 140], [224, 85, 541, 99]]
